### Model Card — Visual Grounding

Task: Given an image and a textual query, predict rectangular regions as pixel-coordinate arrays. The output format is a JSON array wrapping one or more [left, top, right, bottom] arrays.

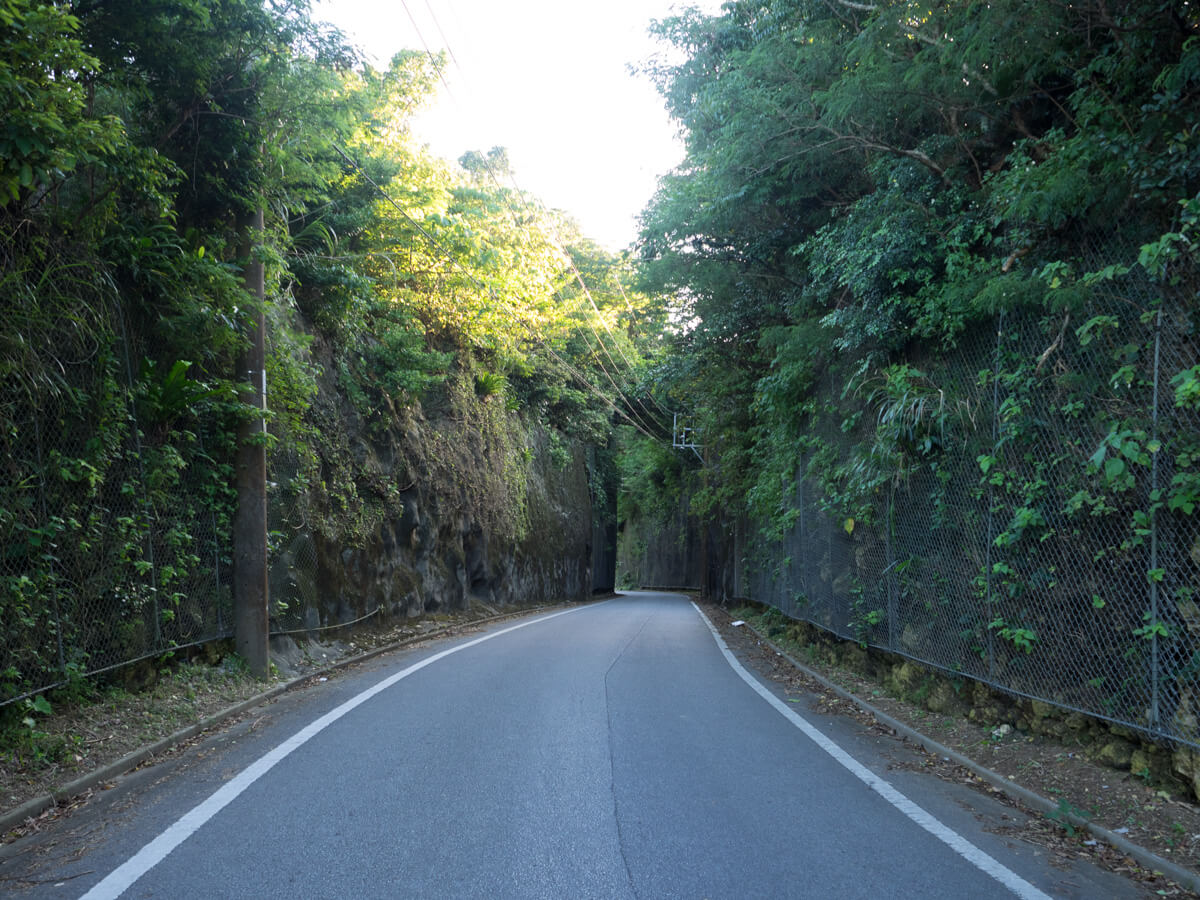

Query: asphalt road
[[2, 592, 1147, 898]]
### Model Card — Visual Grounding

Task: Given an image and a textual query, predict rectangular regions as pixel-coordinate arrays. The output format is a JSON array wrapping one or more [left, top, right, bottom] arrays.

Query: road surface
[[2, 593, 1144, 898]]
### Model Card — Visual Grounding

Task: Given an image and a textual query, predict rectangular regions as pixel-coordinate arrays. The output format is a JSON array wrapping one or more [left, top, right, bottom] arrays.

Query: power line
[[477, 175, 666, 438], [419, 0, 461, 70], [611, 275, 674, 417]]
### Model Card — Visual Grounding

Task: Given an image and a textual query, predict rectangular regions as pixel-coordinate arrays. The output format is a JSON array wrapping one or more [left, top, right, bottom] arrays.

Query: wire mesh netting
[[266, 443, 323, 636], [0, 293, 232, 707], [742, 234, 1200, 749]]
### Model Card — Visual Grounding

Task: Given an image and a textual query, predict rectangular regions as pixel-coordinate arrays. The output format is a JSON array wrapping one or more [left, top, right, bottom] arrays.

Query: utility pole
[[234, 208, 270, 677]]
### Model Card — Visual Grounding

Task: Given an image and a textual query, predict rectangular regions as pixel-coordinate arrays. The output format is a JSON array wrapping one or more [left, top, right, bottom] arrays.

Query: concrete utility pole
[[234, 208, 270, 677]]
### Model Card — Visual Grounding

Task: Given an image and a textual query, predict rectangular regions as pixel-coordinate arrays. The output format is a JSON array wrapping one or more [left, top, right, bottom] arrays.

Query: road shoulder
[[701, 599, 1200, 897]]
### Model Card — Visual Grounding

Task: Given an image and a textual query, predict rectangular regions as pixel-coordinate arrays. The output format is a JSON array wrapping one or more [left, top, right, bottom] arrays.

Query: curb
[[0, 603, 562, 836], [737, 619, 1200, 895]]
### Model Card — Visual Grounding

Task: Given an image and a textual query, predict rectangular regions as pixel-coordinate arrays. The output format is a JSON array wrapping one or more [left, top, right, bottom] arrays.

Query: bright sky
[[314, 0, 718, 250]]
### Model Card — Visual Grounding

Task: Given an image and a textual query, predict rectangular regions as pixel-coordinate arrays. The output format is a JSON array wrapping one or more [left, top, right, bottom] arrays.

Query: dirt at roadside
[[703, 600, 1200, 897]]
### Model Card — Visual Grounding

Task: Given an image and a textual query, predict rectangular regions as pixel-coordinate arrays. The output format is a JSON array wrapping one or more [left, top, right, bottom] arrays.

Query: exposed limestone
[[925, 680, 965, 715], [1173, 748, 1200, 800], [890, 660, 926, 696], [1094, 739, 1136, 770]]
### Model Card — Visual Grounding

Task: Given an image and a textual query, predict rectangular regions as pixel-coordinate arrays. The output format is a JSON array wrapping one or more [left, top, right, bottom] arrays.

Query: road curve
[[9, 592, 1142, 898]]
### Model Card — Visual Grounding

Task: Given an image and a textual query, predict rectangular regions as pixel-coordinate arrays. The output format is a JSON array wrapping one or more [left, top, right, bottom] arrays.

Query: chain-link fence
[[742, 231, 1200, 749], [0, 291, 232, 707], [267, 454, 319, 635]]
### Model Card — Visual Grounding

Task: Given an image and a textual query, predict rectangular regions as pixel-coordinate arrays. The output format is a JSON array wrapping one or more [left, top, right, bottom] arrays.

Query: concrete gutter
[[0, 604, 561, 836], [741, 622, 1200, 895]]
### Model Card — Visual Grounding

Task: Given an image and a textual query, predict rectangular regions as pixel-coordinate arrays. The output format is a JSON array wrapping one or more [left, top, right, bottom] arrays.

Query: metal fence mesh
[[0, 294, 232, 707], [267, 441, 323, 636], [744, 232, 1200, 749]]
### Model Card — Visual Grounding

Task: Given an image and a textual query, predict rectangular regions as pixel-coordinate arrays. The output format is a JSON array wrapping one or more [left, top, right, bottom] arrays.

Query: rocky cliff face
[[302, 433, 592, 625], [617, 493, 706, 592], [266, 330, 602, 634]]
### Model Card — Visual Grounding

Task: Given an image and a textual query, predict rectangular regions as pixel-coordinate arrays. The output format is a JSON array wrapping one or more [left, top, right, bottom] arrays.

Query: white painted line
[[691, 603, 1053, 900], [80, 606, 588, 900]]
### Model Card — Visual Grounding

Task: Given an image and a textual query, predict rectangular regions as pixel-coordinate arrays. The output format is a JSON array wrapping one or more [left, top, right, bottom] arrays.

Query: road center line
[[80, 605, 589, 900], [691, 602, 1053, 900]]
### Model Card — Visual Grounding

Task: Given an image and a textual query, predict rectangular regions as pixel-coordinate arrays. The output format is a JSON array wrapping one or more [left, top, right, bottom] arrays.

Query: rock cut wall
[[267, 328, 603, 634]]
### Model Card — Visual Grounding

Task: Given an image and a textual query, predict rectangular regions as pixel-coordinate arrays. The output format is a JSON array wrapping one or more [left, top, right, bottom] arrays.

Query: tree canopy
[[631, 0, 1199, 524], [0, 0, 669, 702], [616, 0, 1200, 750]]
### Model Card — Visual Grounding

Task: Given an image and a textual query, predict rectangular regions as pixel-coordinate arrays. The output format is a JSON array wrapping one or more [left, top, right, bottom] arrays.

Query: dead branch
[[1035, 313, 1070, 374]]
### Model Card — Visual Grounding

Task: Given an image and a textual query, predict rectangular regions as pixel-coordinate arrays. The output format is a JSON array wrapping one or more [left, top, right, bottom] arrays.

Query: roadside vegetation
[[1, 0, 667, 717], [4, 2, 1200, 874], [619, 0, 1200, 760]]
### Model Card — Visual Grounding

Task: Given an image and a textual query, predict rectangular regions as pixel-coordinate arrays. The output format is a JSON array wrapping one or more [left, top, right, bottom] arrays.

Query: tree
[[0, 0, 126, 207], [636, 0, 1199, 524]]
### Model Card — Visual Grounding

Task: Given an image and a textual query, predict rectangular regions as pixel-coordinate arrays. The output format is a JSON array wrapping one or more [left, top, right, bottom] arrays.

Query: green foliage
[[1175, 366, 1200, 411], [547, 430, 572, 470], [475, 371, 507, 400], [0, 0, 127, 206], [860, 364, 949, 460], [616, 427, 686, 528], [135, 359, 231, 440], [638, 0, 1199, 521], [1, 0, 666, 703], [0, 692, 60, 765], [1045, 797, 1091, 838], [1133, 612, 1171, 641], [988, 618, 1038, 655], [631, 0, 1200, 744]]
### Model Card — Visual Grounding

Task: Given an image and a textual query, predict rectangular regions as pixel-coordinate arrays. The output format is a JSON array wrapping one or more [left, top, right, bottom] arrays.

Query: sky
[[313, 0, 719, 250]]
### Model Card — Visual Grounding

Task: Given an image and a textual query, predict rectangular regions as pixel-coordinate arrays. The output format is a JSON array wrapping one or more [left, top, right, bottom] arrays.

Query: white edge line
[[690, 602, 1053, 900], [80, 605, 589, 900]]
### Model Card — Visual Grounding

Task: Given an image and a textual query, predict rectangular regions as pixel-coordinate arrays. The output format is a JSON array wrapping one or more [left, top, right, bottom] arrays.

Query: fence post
[[886, 484, 898, 651], [1149, 307, 1163, 729], [115, 303, 162, 647], [33, 412, 67, 680], [985, 311, 1004, 682], [234, 209, 270, 678], [797, 457, 805, 605]]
